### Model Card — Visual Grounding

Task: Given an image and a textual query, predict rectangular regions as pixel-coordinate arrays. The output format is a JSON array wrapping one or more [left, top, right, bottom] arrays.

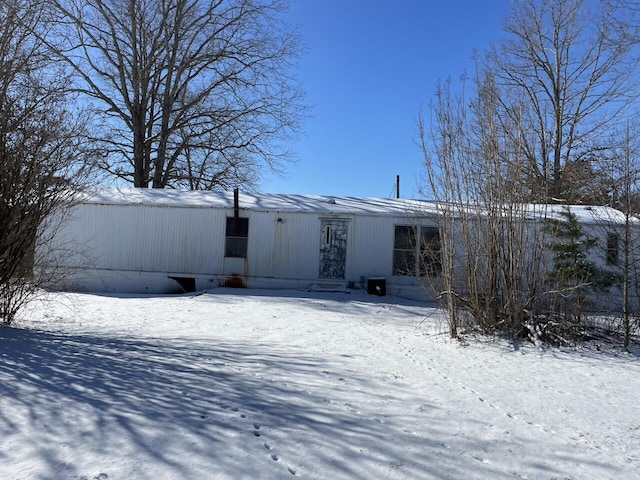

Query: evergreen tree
[[544, 207, 616, 324]]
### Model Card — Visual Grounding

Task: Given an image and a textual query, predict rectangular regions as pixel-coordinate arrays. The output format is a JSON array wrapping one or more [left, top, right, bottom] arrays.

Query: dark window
[[225, 217, 249, 258], [606, 233, 619, 266], [393, 225, 441, 276]]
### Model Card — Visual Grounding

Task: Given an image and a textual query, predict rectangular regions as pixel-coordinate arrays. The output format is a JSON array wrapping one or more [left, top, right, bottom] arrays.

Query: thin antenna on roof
[[396, 175, 400, 199]]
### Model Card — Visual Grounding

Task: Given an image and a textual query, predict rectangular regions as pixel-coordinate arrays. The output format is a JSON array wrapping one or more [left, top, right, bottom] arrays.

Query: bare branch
[[47, 0, 305, 189]]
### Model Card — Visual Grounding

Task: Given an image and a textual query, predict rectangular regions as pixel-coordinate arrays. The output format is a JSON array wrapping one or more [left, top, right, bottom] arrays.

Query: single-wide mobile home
[[41, 188, 636, 307]]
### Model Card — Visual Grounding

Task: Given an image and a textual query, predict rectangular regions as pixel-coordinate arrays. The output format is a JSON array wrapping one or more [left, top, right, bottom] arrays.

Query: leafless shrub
[[0, 0, 91, 324]]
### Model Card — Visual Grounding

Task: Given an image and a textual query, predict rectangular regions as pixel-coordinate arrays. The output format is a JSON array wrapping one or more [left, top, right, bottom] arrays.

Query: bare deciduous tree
[[488, 0, 637, 201], [419, 73, 548, 339], [419, 0, 640, 346], [48, 0, 304, 189], [0, 0, 90, 324]]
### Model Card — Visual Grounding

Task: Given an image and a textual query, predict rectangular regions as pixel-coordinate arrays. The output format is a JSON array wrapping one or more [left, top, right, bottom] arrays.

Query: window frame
[[392, 225, 417, 276], [418, 226, 442, 276], [225, 217, 249, 258], [392, 224, 441, 276]]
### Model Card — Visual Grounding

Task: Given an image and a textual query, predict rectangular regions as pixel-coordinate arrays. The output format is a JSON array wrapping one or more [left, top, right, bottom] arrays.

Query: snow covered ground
[[1, 289, 639, 480]]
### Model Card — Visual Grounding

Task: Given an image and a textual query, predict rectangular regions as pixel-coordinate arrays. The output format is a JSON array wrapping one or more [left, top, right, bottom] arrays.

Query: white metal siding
[[56, 204, 436, 281], [247, 211, 321, 280], [47, 199, 436, 297], [57, 204, 227, 275], [348, 215, 395, 281]]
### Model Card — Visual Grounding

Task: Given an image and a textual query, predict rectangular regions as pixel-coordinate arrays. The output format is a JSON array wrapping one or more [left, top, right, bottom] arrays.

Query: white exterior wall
[[47, 201, 434, 299], [57, 204, 227, 274], [244, 210, 322, 280]]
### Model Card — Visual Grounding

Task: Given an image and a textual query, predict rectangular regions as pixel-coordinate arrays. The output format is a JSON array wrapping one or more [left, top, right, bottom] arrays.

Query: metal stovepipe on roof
[[233, 187, 239, 224]]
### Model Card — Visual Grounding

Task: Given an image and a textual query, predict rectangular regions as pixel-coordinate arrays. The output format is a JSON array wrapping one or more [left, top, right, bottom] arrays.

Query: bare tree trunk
[[622, 124, 633, 350]]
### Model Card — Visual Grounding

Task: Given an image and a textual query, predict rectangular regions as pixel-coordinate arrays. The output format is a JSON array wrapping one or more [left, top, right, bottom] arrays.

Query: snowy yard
[[1, 289, 639, 480]]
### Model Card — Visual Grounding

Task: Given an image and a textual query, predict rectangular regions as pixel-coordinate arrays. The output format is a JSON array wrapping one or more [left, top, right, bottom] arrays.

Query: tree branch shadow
[[0, 324, 622, 479]]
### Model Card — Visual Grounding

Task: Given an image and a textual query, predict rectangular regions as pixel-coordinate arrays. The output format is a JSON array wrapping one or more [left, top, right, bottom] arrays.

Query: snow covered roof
[[82, 188, 432, 217], [531, 204, 629, 224], [80, 187, 629, 224]]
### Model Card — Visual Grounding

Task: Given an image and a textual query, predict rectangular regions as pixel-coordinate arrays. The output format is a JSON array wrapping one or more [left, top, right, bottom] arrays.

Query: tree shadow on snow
[[0, 326, 621, 479]]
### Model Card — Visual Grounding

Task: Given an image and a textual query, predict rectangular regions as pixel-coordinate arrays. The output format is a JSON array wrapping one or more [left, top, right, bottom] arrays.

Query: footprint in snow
[[79, 474, 108, 480]]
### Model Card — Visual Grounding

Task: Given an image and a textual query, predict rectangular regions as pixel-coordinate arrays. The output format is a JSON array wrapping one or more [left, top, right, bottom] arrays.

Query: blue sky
[[260, 0, 509, 198]]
